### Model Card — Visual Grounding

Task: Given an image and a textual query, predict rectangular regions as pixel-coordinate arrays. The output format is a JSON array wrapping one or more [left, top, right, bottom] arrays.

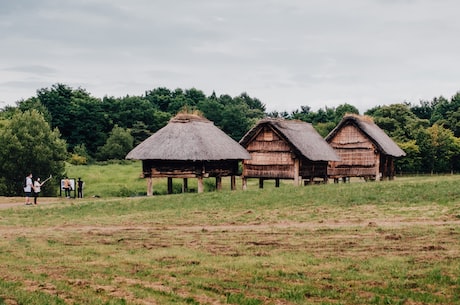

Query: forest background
[[1, 83, 460, 196]]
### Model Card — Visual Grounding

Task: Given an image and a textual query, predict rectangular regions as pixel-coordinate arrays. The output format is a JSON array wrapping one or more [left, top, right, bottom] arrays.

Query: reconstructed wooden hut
[[239, 118, 340, 188], [325, 114, 406, 181], [126, 113, 251, 194]]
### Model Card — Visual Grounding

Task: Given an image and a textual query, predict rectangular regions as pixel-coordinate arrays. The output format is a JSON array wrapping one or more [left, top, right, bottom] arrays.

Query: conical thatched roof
[[240, 118, 340, 161], [325, 114, 406, 157], [126, 113, 251, 161]]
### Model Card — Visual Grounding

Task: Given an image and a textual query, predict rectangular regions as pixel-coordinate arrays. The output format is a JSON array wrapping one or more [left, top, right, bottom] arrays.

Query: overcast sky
[[1, 0, 460, 113]]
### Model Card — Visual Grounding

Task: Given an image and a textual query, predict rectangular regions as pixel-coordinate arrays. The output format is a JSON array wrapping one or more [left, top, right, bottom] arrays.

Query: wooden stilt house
[[125, 113, 251, 195], [325, 114, 406, 181], [239, 118, 340, 188]]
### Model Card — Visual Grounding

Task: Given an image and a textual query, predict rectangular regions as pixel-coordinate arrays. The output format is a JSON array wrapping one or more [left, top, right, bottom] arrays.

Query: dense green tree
[[32, 83, 110, 156], [220, 103, 254, 141], [198, 98, 225, 124], [394, 140, 422, 174], [144, 87, 174, 112], [103, 95, 170, 133], [334, 103, 359, 122], [96, 125, 134, 161], [429, 93, 460, 137], [69, 144, 90, 165], [68, 95, 110, 155], [0, 110, 67, 195], [410, 100, 436, 120], [365, 104, 428, 142], [416, 124, 460, 173], [130, 121, 153, 147], [314, 122, 337, 138]]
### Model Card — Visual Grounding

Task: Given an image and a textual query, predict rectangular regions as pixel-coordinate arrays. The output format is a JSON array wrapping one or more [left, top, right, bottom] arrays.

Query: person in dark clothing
[[77, 177, 84, 198]]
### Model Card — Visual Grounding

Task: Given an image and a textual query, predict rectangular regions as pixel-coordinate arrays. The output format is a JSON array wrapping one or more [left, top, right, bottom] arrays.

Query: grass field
[[0, 163, 459, 304]]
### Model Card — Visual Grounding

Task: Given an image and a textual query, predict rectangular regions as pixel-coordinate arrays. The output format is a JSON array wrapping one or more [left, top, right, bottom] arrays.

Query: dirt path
[[0, 196, 76, 208]]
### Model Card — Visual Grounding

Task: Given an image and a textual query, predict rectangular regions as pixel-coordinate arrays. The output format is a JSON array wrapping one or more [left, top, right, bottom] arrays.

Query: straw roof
[[240, 118, 340, 161], [126, 114, 251, 161], [325, 114, 406, 157]]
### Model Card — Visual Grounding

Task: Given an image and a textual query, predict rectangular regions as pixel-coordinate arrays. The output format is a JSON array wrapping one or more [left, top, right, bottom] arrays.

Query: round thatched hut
[[126, 113, 251, 194]]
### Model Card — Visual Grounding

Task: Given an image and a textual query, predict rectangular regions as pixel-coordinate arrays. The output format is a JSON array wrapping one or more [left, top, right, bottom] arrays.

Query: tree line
[[1, 83, 460, 195]]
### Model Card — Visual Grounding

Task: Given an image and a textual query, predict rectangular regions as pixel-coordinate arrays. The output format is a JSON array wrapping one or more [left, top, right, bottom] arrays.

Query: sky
[[1, 0, 460, 114]]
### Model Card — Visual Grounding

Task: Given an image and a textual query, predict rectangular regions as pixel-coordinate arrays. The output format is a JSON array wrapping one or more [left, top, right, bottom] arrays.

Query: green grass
[[0, 163, 460, 304]]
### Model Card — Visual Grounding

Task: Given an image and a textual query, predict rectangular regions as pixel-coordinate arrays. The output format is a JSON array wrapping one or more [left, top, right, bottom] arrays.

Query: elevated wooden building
[[126, 113, 250, 194], [325, 114, 406, 181], [239, 118, 340, 188]]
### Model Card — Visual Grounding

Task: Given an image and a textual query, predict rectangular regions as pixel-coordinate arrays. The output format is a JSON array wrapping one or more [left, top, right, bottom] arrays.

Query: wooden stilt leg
[[197, 177, 204, 193]]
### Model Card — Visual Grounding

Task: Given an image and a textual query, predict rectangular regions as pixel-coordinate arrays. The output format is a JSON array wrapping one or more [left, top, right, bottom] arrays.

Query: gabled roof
[[240, 118, 340, 161], [325, 114, 406, 157], [126, 113, 250, 161]]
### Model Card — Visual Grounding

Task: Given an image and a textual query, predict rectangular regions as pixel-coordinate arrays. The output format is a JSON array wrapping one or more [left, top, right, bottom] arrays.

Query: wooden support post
[[167, 177, 173, 194], [147, 177, 153, 196], [389, 158, 395, 180], [216, 177, 222, 191], [242, 177, 247, 190], [275, 178, 280, 188], [182, 178, 188, 193], [375, 152, 381, 181], [197, 177, 204, 193], [231, 176, 236, 191], [293, 159, 300, 186], [259, 178, 264, 189]]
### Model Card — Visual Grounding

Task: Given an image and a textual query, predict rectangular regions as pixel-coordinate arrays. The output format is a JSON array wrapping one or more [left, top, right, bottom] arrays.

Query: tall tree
[[96, 125, 134, 161], [365, 104, 428, 142], [416, 124, 460, 173], [0, 110, 67, 195]]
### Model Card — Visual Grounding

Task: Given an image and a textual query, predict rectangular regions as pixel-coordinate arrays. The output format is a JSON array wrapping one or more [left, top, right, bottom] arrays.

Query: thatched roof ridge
[[325, 114, 406, 157], [240, 118, 340, 161], [126, 114, 250, 161]]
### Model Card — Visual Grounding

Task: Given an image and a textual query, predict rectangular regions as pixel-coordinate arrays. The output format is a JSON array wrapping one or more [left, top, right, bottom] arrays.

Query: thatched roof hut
[[239, 118, 339, 188], [126, 113, 250, 194], [325, 114, 406, 181]]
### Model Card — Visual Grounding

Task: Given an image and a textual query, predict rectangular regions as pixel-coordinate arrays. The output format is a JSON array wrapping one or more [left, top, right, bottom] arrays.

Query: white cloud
[[1, 0, 460, 114]]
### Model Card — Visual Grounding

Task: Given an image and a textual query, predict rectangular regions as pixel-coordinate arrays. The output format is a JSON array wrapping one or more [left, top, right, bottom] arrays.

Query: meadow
[[0, 162, 459, 305]]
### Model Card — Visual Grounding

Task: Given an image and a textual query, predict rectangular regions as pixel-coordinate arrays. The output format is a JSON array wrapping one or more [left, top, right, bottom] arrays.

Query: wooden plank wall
[[243, 126, 295, 179], [328, 124, 379, 178]]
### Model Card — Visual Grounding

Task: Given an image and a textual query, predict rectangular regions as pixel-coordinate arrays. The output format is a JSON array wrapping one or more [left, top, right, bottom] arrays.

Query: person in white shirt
[[24, 173, 33, 205], [33, 177, 45, 205]]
